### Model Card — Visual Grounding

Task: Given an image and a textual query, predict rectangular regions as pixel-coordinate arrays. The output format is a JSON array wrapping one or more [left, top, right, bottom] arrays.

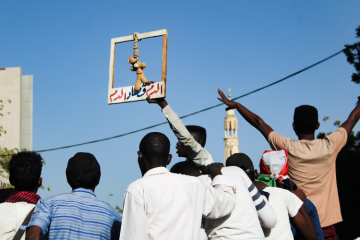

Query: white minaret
[[224, 89, 239, 163]]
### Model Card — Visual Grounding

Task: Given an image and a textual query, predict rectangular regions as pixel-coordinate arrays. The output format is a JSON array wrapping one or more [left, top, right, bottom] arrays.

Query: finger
[[217, 97, 225, 103], [218, 89, 227, 99], [146, 97, 154, 103]]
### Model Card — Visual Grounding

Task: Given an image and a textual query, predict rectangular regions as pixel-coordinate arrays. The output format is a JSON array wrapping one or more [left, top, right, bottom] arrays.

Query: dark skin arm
[[25, 226, 42, 240], [146, 97, 168, 108], [217, 89, 274, 140], [340, 101, 360, 135], [291, 210, 318, 240], [292, 189, 317, 235], [201, 163, 224, 177]]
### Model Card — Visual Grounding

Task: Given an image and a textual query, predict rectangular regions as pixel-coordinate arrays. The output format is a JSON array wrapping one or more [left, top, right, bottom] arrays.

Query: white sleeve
[[202, 175, 236, 219], [162, 105, 214, 167], [248, 183, 277, 228], [256, 195, 277, 228], [119, 192, 148, 240], [199, 228, 208, 240], [281, 189, 303, 218]]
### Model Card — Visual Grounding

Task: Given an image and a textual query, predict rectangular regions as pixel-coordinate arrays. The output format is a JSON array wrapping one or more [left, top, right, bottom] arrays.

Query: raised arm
[[217, 89, 274, 140], [340, 101, 360, 135], [147, 97, 214, 167]]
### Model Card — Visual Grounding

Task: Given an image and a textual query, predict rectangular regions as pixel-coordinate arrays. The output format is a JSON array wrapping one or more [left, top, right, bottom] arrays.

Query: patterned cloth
[[29, 188, 122, 240], [4, 191, 41, 204], [258, 149, 289, 187]]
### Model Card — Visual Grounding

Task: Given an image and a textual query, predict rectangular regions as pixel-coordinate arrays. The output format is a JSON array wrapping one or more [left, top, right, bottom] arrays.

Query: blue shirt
[[291, 199, 324, 240], [29, 188, 121, 240]]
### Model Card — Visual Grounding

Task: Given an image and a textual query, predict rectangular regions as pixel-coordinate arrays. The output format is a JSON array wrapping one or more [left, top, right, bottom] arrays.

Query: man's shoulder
[[0, 201, 35, 211], [127, 172, 202, 192], [42, 192, 74, 202]]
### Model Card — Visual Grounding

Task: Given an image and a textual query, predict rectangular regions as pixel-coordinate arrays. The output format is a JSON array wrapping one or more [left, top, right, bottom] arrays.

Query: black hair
[[276, 179, 298, 192], [8, 151, 43, 191], [140, 132, 170, 165], [294, 105, 318, 134], [186, 125, 207, 147], [0, 188, 16, 203], [226, 153, 255, 182], [170, 161, 200, 177]]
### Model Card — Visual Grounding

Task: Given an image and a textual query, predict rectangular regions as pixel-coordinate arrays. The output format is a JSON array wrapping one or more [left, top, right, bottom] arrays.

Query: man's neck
[[297, 133, 315, 141], [253, 181, 267, 190], [142, 164, 166, 176]]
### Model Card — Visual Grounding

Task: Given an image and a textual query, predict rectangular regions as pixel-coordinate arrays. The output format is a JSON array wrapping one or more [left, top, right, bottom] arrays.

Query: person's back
[[31, 188, 121, 239], [124, 168, 231, 239], [199, 166, 265, 240], [217, 89, 360, 238], [0, 151, 43, 240], [267, 116, 347, 228], [262, 187, 302, 240], [119, 132, 236, 240], [26, 152, 121, 240]]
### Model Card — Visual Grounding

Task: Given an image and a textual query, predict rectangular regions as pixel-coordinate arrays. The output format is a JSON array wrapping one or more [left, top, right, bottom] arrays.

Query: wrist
[[158, 99, 168, 109]]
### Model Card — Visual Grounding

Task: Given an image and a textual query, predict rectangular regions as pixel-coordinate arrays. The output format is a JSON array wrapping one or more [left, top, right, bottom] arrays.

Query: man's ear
[[166, 154, 172, 166], [292, 122, 296, 131], [316, 122, 320, 130], [138, 151, 144, 162], [254, 169, 259, 179], [38, 178, 43, 188]]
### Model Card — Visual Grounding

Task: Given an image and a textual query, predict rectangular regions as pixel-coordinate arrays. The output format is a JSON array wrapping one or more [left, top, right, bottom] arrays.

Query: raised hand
[[217, 89, 236, 109], [146, 97, 168, 109]]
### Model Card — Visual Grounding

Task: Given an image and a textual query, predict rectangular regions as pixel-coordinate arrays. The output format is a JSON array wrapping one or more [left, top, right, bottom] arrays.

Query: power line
[[1, 49, 345, 156]]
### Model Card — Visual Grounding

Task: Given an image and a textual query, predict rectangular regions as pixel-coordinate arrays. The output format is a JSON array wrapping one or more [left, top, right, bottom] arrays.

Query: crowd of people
[[1, 88, 359, 240]]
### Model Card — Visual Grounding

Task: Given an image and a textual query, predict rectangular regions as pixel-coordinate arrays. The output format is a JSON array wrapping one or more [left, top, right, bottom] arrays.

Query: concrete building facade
[[0, 67, 33, 150], [224, 89, 239, 163]]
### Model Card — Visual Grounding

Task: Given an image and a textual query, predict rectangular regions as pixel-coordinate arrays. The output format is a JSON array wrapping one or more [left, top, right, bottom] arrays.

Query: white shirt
[[262, 187, 303, 240], [224, 166, 277, 229], [119, 167, 236, 240], [0, 202, 35, 240], [198, 167, 265, 240], [162, 105, 214, 167]]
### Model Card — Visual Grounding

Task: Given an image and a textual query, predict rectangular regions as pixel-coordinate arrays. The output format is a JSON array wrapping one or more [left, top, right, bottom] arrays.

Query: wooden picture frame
[[107, 29, 168, 104]]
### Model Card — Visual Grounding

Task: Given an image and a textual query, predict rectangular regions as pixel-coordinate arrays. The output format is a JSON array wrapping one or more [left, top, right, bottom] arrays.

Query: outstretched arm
[[147, 97, 214, 167], [340, 101, 360, 135], [217, 89, 274, 140]]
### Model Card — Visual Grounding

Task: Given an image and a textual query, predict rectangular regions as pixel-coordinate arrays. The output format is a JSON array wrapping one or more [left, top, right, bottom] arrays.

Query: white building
[[0, 67, 33, 150], [224, 89, 239, 163]]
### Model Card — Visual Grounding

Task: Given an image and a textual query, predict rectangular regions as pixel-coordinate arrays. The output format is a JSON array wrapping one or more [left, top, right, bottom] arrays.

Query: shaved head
[[140, 132, 171, 165]]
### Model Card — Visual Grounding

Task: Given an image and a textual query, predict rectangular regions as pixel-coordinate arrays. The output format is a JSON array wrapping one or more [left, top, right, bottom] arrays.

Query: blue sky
[[1, 1, 359, 209]]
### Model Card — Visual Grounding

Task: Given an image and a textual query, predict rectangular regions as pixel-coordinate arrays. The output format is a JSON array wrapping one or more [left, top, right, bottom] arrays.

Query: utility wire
[[1, 49, 345, 156]]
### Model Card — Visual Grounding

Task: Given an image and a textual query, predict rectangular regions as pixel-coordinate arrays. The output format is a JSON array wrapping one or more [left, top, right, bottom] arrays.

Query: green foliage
[[344, 26, 360, 101], [0, 99, 11, 136], [115, 206, 123, 215], [1, 182, 14, 189], [0, 148, 19, 174], [334, 120, 341, 127]]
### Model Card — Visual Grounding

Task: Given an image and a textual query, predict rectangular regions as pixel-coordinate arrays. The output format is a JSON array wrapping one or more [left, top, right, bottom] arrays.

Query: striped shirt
[[28, 188, 121, 240]]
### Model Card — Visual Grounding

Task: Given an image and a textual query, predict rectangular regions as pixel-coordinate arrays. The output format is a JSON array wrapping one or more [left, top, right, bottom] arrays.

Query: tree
[[344, 26, 360, 102], [317, 118, 360, 239], [107, 193, 123, 216], [0, 99, 11, 136]]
